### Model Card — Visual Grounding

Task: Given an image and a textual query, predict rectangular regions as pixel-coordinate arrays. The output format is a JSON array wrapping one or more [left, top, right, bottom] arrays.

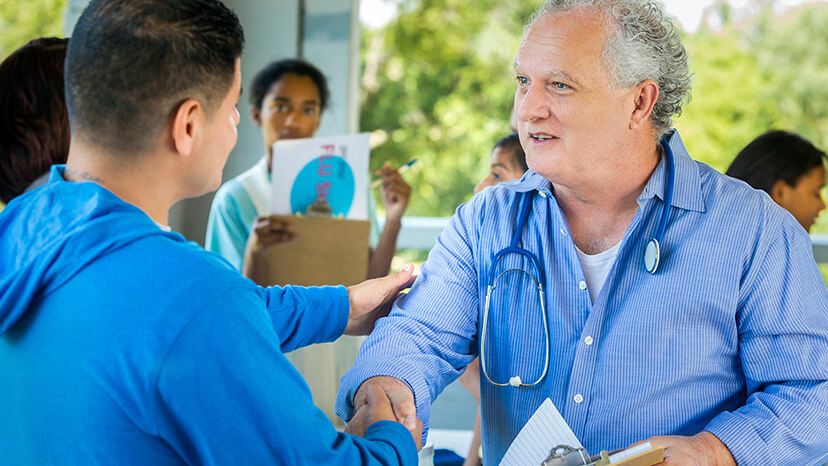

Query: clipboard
[[539, 444, 663, 466], [264, 215, 370, 287], [610, 446, 664, 466]]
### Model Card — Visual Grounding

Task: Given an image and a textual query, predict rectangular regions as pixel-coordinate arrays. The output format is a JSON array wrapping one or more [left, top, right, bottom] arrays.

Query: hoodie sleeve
[[258, 284, 350, 353], [153, 285, 416, 466]]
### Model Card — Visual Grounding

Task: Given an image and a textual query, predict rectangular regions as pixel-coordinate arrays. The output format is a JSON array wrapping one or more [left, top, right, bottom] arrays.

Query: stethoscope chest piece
[[644, 238, 660, 274]]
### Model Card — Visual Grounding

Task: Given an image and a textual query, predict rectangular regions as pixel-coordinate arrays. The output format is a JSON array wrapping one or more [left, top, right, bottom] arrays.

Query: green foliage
[[0, 0, 67, 60], [676, 4, 828, 232], [674, 29, 779, 173], [362, 1, 828, 224], [363, 0, 536, 216]]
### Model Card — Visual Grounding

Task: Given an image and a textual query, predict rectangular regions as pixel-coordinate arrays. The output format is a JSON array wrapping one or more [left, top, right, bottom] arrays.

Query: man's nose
[[515, 85, 551, 122]]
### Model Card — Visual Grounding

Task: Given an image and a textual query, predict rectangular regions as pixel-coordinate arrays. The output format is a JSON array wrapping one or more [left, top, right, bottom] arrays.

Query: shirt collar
[[500, 130, 706, 213], [638, 130, 706, 213]]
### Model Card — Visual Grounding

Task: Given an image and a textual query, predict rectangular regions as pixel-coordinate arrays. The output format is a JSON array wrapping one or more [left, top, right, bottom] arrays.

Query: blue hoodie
[[0, 166, 416, 465]]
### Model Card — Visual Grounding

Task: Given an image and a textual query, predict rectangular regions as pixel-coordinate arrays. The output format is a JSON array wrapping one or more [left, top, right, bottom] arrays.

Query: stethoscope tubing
[[480, 137, 675, 388]]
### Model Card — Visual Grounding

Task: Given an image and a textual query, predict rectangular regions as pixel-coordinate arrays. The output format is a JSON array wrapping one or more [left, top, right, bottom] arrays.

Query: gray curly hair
[[525, 0, 691, 139]]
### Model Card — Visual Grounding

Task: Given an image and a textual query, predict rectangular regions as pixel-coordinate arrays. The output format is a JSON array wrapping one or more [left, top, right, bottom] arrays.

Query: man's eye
[[551, 82, 569, 90], [303, 107, 317, 116], [492, 172, 501, 181], [516, 76, 529, 85]]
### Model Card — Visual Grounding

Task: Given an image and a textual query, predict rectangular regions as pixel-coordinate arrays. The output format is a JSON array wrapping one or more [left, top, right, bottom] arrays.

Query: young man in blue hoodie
[[0, 0, 421, 464]]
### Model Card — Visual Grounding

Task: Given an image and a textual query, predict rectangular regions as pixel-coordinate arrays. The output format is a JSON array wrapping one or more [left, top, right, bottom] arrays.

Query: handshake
[[345, 376, 424, 450]]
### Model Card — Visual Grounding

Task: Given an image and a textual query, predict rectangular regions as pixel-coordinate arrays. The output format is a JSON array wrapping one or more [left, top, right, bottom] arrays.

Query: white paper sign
[[270, 133, 370, 219], [499, 398, 582, 466]]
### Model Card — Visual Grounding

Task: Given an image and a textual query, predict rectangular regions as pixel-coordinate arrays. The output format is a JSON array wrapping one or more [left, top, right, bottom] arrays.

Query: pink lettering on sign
[[315, 145, 336, 201], [316, 181, 331, 198], [317, 155, 333, 176]]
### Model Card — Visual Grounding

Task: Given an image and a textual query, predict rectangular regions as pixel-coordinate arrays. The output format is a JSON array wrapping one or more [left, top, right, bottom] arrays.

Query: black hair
[[249, 59, 330, 112], [726, 130, 826, 194], [493, 132, 528, 172], [0, 37, 69, 204], [65, 0, 244, 155]]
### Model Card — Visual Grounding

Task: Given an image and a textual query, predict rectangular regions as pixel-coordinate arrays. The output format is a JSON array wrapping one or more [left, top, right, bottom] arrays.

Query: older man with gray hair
[[336, 0, 828, 464]]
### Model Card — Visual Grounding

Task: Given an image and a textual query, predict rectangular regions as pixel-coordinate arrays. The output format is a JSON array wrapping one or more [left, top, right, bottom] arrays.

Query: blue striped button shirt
[[336, 131, 828, 465]]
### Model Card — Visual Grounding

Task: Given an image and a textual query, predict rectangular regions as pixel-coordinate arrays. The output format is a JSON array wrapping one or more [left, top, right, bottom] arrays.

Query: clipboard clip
[[541, 442, 662, 466], [541, 444, 594, 466]]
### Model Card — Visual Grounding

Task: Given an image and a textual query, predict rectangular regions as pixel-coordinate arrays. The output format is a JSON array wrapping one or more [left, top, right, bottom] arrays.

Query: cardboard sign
[[264, 215, 370, 287]]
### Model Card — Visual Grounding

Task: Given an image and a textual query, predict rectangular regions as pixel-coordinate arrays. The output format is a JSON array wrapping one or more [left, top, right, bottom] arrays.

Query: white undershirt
[[575, 241, 621, 303]]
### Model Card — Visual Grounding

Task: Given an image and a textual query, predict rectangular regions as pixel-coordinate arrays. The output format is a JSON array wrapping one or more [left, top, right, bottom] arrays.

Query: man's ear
[[250, 106, 262, 127], [171, 98, 202, 157], [629, 80, 659, 131]]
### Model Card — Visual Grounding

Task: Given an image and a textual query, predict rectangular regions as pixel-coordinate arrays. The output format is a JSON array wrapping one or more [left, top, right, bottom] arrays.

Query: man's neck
[[65, 140, 175, 226], [554, 142, 661, 255]]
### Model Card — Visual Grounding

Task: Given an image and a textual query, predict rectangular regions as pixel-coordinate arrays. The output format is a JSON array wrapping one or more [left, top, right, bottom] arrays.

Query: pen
[[371, 158, 418, 188]]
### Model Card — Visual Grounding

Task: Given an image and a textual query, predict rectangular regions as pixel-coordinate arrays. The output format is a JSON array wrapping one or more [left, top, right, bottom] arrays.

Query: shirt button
[[578, 280, 587, 290], [573, 394, 584, 404], [538, 190, 547, 198], [584, 336, 594, 346]]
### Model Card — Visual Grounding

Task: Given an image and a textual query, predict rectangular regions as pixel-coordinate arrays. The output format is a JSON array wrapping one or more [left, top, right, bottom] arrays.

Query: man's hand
[[344, 264, 415, 336], [376, 162, 412, 223], [638, 432, 736, 465], [345, 382, 424, 450], [352, 376, 421, 446]]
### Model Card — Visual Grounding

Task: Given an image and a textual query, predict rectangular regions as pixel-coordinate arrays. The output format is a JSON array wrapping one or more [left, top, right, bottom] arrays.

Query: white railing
[[394, 217, 828, 263]]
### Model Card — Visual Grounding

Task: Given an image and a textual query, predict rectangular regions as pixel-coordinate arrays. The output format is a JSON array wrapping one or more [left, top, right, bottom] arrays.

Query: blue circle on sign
[[290, 156, 355, 216]]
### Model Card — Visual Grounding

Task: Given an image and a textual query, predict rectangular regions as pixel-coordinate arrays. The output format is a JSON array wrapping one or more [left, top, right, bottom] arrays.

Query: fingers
[[411, 417, 424, 451], [364, 383, 396, 422], [374, 161, 397, 177], [344, 404, 368, 436], [348, 383, 423, 451], [387, 385, 418, 431], [343, 264, 415, 336], [352, 377, 421, 447], [388, 263, 415, 294], [252, 216, 297, 246]]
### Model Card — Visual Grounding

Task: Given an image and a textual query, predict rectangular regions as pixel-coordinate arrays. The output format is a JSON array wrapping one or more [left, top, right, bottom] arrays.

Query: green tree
[[0, 0, 66, 60], [674, 28, 780, 172], [362, 0, 535, 217]]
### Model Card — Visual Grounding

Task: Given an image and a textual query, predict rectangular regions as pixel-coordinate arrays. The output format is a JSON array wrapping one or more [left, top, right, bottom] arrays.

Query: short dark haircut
[[0, 37, 69, 204], [249, 59, 330, 112], [726, 130, 826, 194], [65, 0, 244, 156], [494, 132, 528, 173]]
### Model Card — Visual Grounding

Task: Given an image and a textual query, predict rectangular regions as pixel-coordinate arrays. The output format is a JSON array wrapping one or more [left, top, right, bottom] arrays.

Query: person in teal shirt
[[0, 0, 421, 464], [207, 58, 412, 285]]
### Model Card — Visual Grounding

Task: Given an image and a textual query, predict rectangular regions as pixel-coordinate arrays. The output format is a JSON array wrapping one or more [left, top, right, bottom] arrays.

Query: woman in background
[[726, 130, 826, 232], [473, 132, 528, 194], [0, 37, 70, 205]]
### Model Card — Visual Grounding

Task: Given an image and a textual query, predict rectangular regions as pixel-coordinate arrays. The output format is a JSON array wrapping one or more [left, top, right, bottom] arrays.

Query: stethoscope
[[479, 137, 675, 388]]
